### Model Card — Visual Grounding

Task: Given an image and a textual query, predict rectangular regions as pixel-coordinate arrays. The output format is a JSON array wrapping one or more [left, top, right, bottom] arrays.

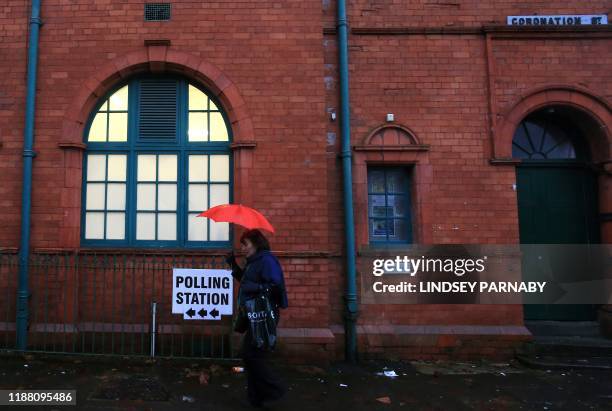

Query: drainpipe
[[336, 0, 358, 362], [16, 0, 42, 351]]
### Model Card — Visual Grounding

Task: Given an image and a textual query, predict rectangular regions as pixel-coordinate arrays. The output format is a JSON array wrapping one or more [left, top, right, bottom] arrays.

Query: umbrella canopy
[[197, 204, 275, 233]]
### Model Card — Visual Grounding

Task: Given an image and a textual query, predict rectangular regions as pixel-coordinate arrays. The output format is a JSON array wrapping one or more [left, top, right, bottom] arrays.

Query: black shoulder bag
[[242, 289, 278, 350]]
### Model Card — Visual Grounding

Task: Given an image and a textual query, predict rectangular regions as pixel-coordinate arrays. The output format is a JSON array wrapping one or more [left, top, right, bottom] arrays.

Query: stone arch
[[497, 85, 612, 249], [61, 47, 254, 144], [494, 85, 611, 163], [362, 124, 423, 147], [352, 123, 432, 245], [57, 47, 256, 248]]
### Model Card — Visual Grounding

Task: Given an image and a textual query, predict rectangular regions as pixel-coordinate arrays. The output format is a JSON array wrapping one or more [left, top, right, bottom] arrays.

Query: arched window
[[512, 108, 584, 160], [81, 76, 232, 247]]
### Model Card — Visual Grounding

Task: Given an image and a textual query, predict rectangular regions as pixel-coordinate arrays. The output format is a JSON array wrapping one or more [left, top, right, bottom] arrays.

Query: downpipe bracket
[[22, 149, 37, 158]]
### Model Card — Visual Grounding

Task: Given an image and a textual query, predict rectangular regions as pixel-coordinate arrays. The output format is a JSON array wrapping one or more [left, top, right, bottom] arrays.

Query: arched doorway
[[513, 106, 601, 321]]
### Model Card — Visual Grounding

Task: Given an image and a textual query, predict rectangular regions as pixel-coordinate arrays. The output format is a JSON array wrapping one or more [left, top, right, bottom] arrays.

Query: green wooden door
[[517, 164, 600, 320]]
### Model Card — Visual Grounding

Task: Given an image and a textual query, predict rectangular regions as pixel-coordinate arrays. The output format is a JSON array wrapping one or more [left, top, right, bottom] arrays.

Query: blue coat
[[230, 250, 289, 309]]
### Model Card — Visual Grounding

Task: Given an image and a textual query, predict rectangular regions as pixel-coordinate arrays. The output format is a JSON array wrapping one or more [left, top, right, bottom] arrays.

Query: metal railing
[[0, 251, 237, 359]]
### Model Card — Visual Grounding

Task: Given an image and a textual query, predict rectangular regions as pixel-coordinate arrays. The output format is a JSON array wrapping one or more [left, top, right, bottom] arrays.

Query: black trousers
[[240, 311, 285, 404]]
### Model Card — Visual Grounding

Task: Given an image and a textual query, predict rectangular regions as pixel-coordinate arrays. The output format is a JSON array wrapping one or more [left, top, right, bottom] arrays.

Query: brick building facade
[[0, 1, 610, 361]]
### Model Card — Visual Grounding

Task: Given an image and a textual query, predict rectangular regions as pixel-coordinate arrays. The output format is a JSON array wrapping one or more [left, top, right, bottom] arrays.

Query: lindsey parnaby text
[[371, 255, 547, 296], [372, 281, 547, 294]]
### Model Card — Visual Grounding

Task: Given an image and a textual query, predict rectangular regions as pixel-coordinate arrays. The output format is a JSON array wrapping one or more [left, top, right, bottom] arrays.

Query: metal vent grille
[[138, 79, 178, 140], [144, 3, 171, 21]]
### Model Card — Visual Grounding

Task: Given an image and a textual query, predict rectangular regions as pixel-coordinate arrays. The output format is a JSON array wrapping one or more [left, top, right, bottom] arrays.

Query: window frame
[[80, 75, 233, 249], [367, 166, 413, 245]]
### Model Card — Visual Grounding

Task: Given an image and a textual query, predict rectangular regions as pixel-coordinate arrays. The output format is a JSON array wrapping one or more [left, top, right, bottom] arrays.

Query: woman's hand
[[225, 250, 236, 266]]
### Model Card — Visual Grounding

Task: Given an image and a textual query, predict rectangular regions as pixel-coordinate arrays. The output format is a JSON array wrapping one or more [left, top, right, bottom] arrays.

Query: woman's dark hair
[[240, 229, 270, 252]]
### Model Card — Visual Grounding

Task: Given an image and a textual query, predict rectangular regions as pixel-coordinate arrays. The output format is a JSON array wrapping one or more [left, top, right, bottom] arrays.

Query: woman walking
[[226, 229, 288, 408]]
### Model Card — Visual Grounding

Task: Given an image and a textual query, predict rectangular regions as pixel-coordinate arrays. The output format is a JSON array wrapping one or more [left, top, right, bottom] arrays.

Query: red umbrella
[[197, 204, 275, 233]]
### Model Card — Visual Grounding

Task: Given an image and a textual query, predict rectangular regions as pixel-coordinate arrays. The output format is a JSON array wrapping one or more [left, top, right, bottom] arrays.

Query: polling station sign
[[172, 268, 233, 320]]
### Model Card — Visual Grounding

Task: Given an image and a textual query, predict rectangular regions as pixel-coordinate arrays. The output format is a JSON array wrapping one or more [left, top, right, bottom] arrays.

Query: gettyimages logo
[[372, 255, 487, 277]]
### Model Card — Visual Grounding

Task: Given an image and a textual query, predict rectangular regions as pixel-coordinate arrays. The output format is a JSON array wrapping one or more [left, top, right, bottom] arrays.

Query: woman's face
[[241, 238, 257, 258]]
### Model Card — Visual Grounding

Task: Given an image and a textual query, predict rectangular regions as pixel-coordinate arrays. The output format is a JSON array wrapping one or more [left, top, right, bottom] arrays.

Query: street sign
[[172, 268, 233, 320], [507, 14, 607, 26]]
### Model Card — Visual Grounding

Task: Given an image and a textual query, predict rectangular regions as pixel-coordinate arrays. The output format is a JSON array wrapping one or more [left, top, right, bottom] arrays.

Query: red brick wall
[[1, 0, 328, 251], [1, 0, 335, 348], [322, 4, 611, 330], [492, 37, 611, 118], [0, 2, 29, 246], [1, 1, 610, 359], [323, 1, 610, 28]]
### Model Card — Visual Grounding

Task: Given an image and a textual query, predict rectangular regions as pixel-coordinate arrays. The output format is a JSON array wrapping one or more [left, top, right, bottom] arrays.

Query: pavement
[[0, 353, 611, 410]]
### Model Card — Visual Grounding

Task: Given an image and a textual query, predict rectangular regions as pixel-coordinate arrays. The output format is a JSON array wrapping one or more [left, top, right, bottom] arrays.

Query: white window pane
[[106, 183, 126, 210], [85, 212, 104, 239], [210, 155, 229, 182], [87, 154, 106, 181], [137, 184, 156, 211], [188, 85, 207, 110], [157, 213, 176, 240], [188, 213, 207, 241], [106, 212, 125, 240], [158, 155, 177, 181], [209, 184, 229, 207], [108, 113, 128, 142], [189, 155, 208, 182], [188, 184, 207, 212], [107, 155, 127, 181], [88, 113, 107, 142], [158, 184, 177, 211], [109, 85, 128, 111], [188, 112, 207, 142], [209, 99, 218, 111], [209, 112, 229, 141], [210, 221, 229, 241], [138, 155, 156, 181], [100, 100, 107, 111], [86, 183, 105, 210], [136, 213, 155, 240]]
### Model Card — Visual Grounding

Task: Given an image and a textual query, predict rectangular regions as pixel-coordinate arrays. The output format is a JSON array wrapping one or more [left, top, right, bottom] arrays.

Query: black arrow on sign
[[198, 308, 207, 318], [186, 308, 195, 318], [210, 308, 219, 318]]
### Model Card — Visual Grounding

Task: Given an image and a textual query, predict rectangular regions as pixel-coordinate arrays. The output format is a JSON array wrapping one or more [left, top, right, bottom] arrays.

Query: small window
[[367, 167, 413, 244]]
